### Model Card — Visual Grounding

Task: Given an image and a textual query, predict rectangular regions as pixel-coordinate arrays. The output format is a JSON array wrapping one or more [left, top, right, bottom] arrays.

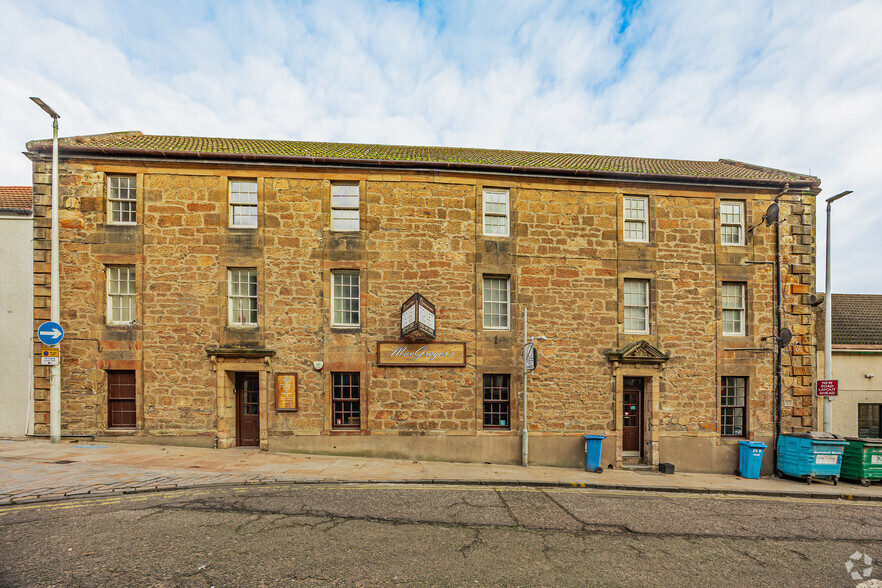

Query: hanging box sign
[[401, 293, 436, 339]]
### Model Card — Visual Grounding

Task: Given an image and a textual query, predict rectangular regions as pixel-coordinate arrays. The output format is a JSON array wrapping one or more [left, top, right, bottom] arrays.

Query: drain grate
[[53, 460, 75, 464]]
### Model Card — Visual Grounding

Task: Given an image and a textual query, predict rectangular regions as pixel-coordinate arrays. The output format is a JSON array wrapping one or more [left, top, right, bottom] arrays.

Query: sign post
[[816, 380, 839, 397]]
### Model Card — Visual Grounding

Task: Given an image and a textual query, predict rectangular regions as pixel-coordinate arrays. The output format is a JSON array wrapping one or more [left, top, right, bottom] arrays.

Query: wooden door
[[622, 377, 643, 454], [236, 372, 260, 446]]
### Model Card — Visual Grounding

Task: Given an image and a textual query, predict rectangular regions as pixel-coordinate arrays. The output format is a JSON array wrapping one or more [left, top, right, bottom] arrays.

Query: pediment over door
[[604, 340, 670, 364]]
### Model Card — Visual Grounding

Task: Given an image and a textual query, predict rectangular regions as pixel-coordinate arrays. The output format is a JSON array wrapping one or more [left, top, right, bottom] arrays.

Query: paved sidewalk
[[1, 438, 880, 505]]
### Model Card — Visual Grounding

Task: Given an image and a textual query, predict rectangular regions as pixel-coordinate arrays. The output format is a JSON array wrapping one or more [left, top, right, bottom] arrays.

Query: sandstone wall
[[30, 157, 818, 468]]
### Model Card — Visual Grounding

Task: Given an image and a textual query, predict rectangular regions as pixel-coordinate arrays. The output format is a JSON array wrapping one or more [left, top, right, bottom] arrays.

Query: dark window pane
[[108, 370, 136, 428], [333, 372, 361, 428], [483, 374, 510, 429], [721, 377, 747, 436]]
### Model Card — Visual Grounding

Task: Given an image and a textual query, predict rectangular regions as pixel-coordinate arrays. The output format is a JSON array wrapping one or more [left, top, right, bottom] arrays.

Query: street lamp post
[[30, 97, 61, 443], [824, 190, 853, 433]]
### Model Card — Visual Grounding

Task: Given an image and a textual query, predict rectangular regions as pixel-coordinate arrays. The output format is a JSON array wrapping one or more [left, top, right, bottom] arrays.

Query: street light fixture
[[824, 190, 853, 433], [30, 97, 61, 443]]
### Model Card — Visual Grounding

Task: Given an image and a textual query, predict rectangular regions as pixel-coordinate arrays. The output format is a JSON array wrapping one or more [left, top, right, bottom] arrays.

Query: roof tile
[[831, 294, 882, 346], [0, 186, 32, 213], [27, 131, 819, 186]]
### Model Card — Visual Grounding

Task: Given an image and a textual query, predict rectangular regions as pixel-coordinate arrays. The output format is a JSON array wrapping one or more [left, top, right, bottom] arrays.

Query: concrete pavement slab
[[0, 437, 880, 505]]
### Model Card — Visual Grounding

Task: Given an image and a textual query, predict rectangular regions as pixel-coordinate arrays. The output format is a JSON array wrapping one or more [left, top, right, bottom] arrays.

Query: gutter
[[25, 144, 821, 191]]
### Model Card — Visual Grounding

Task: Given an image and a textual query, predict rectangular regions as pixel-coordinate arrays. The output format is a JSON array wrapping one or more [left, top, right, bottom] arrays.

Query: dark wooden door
[[236, 372, 260, 446], [622, 377, 643, 454]]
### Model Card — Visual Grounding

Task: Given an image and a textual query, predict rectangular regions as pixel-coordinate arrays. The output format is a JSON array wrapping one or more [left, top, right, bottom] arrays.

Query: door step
[[622, 463, 653, 471]]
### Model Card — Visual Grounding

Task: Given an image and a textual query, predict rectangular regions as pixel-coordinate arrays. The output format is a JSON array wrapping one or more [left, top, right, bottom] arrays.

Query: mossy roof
[[26, 131, 820, 188]]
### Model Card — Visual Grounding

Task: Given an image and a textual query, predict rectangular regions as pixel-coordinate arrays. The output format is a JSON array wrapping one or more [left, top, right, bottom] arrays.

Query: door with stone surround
[[622, 377, 643, 455], [236, 372, 260, 446]]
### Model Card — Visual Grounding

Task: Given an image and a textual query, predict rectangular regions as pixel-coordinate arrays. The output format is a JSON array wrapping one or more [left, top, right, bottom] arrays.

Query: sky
[[1, 0, 879, 293]]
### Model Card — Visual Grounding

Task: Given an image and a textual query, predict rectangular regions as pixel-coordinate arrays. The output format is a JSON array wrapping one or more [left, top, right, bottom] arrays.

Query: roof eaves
[[30, 143, 820, 190]]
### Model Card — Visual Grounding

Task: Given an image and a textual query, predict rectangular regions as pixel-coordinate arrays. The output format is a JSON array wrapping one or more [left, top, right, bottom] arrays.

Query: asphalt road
[[1, 483, 880, 587]]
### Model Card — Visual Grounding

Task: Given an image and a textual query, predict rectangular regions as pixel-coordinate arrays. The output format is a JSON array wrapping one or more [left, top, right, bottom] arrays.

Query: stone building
[[25, 132, 821, 472]]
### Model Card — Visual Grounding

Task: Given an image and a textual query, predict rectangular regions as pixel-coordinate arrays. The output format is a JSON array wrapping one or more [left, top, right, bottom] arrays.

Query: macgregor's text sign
[[816, 379, 839, 397], [377, 342, 466, 367], [400, 293, 436, 339]]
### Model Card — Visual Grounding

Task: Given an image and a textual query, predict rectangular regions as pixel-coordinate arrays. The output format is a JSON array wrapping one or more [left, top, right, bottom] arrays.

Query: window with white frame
[[483, 276, 510, 329], [331, 183, 360, 231], [332, 271, 360, 327], [228, 268, 258, 326], [108, 175, 136, 224], [107, 265, 136, 324], [722, 282, 746, 336], [623, 279, 650, 334], [229, 180, 258, 227], [623, 196, 648, 242], [483, 188, 509, 237], [721, 201, 745, 245]]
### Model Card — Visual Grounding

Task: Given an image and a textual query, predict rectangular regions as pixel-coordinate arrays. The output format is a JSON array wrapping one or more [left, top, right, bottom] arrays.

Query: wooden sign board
[[377, 342, 466, 367], [276, 373, 298, 411]]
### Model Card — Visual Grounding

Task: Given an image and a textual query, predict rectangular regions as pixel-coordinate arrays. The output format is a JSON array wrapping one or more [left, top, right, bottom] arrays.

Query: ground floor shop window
[[483, 374, 510, 429], [108, 370, 136, 428], [332, 372, 361, 429], [858, 404, 881, 438], [721, 376, 746, 437]]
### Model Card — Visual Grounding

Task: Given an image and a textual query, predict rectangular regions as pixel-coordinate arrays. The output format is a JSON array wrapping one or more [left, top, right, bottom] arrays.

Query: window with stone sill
[[722, 282, 746, 336], [228, 268, 258, 326], [229, 179, 258, 228], [483, 374, 510, 429], [720, 200, 745, 246], [482, 276, 510, 330], [483, 188, 510, 237], [107, 265, 136, 324], [332, 271, 360, 327], [107, 370, 136, 429], [721, 376, 747, 437], [623, 196, 648, 242], [107, 175, 136, 225], [331, 183, 360, 231], [332, 372, 361, 429], [623, 278, 650, 334]]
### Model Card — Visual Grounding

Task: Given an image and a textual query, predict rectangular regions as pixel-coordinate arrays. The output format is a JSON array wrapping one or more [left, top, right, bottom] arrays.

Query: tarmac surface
[[1, 437, 881, 505]]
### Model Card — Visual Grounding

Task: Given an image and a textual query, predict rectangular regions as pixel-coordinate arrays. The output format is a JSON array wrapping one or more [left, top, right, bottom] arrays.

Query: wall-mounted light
[[312, 361, 324, 371], [866, 374, 875, 379]]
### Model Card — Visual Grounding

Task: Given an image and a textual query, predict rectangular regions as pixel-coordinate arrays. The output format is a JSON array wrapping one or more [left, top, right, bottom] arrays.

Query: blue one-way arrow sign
[[38, 321, 64, 346]]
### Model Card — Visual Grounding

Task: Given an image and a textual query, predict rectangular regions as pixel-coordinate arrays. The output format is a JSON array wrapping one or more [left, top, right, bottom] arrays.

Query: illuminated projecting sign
[[401, 293, 436, 339]]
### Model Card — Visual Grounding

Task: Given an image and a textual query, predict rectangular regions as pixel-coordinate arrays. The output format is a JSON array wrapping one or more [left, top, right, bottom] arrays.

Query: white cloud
[[0, 0, 879, 292]]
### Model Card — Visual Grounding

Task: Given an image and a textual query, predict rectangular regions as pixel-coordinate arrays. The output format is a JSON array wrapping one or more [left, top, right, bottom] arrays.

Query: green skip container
[[840, 438, 882, 487]]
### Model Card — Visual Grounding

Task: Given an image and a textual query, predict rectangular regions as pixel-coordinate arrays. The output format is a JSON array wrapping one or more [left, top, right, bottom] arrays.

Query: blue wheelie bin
[[736, 440, 766, 479], [776, 432, 847, 485], [584, 435, 605, 474]]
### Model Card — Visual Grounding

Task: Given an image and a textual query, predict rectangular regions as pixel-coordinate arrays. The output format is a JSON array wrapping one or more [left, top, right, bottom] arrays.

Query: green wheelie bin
[[840, 438, 882, 487]]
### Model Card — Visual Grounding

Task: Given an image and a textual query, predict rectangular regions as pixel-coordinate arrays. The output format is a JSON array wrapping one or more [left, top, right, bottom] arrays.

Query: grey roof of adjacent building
[[831, 294, 882, 346]]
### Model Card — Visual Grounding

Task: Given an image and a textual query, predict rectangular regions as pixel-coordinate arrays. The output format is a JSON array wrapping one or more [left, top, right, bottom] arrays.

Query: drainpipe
[[522, 307, 529, 467], [773, 188, 785, 468]]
